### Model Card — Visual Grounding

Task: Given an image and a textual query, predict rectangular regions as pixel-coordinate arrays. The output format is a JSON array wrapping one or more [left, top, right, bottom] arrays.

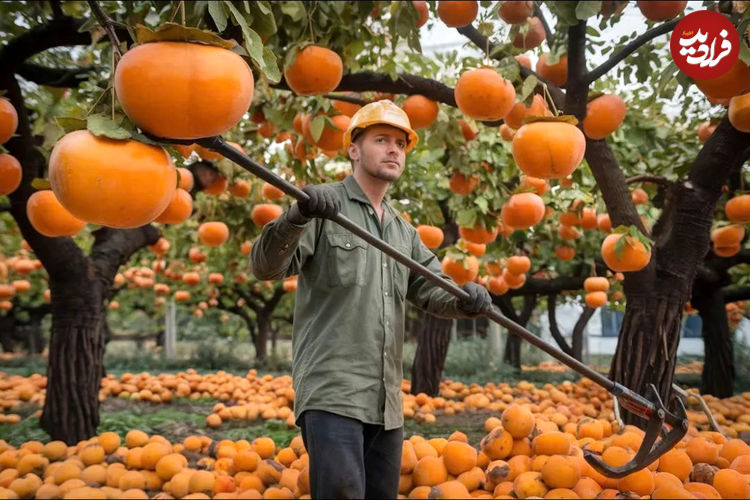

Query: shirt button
[[345, 243, 351, 248], [383, 263, 387, 268], [384, 291, 389, 297]]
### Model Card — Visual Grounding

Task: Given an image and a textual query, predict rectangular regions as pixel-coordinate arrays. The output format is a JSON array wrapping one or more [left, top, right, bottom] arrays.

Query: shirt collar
[[342, 175, 372, 205], [342, 175, 398, 222]]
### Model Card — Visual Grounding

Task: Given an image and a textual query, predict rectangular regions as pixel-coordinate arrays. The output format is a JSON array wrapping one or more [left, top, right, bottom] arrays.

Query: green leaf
[[55, 116, 87, 134], [310, 115, 325, 142], [474, 197, 489, 213], [31, 178, 51, 190], [248, 1, 277, 40], [456, 209, 477, 228], [225, 2, 280, 83], [207, 1, 228, 32], [261, 46, 281, 83], [496, 56, 521, 83], [519, 75, 538, 102], [134, 23, 236, 49], [613, 233, 627, 260], [76, 16, 99, 33], [87, 114, 131, 140], [281, 1, 305, 22], [547, 1, 579, 25], [575, 1, 602, 20]]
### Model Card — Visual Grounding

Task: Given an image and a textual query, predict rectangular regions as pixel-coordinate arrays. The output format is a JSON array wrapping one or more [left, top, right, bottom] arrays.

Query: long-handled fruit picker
[[156, 133, 687, 478]]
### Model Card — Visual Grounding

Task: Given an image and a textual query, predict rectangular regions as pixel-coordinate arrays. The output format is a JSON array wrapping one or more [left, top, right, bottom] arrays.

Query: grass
[[0, 399, 486, 450], [0, 400, 301, 449]]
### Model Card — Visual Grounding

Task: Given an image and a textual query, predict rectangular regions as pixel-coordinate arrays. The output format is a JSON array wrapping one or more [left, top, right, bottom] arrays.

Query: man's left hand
[[459, 282, 493, 316]]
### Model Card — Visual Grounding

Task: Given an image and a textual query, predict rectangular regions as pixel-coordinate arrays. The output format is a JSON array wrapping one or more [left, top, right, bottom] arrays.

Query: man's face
[[348, 124, 408, 183]]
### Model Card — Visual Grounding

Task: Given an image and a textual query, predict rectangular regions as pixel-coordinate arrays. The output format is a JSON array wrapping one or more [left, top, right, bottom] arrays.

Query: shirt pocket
[[326, 232, 368, 287]]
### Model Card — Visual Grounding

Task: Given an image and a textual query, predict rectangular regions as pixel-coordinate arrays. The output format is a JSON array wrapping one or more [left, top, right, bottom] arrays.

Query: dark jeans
[[298, 410, 403, 499]]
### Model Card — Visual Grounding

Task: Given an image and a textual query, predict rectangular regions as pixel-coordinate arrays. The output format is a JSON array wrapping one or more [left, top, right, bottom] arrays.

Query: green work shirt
[[251, 175, 472, 430]]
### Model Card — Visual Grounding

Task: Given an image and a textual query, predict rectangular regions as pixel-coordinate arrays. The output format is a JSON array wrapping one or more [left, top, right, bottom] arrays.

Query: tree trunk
[[609, 295, 684, 425], [498, 295, 537, 370], [41, 292, 105, 443], [693, 289, 734, 397], [271, 326, 278, 355], [572, 307, 595, 361], [38, 227, 159, 444], [410, 310, 452, 396], [0, 312, 16, 352], [26, 313, 45, 354], [255, 313, 270, 362]]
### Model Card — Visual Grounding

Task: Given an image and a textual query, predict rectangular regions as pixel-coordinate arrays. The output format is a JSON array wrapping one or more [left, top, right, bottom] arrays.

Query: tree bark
[[572, 307, 595, 361], [255, 312, 271, 362], [39, 226, 159, 444], [609, 294, 684, 425], [498, 295, 537, 370], [693, 289, 734, 397], [548, 294, 573, 357], [410, 309, 452, 396]]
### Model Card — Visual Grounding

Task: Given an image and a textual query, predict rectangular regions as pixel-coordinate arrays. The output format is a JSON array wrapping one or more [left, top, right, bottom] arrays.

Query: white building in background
[[536, 305, 706, 359], [457, 305, 750, 363]]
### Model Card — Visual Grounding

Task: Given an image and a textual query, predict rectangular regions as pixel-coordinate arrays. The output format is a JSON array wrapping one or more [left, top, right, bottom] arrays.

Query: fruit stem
[[306, 2, 317, 43], [542, 84, 559, 116], [85, 86, 113, 116], [86, 0, 122, 59], [110, 49, 115, 121]]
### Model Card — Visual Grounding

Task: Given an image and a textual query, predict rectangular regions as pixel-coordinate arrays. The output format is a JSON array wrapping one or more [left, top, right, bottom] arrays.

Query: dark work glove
[[459, 282, 492, 316], [287, 184, 340, 225]]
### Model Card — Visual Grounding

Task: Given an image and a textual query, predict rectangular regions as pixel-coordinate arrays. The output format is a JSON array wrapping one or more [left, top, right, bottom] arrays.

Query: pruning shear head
[[584, 384, 688, 478]]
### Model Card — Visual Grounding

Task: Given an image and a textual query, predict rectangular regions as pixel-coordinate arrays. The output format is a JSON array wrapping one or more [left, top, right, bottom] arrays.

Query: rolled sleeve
[[251, 210, 316, 280]]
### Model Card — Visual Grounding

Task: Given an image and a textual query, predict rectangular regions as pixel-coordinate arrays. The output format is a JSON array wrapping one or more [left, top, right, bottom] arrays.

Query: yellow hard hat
[[342, 99, 419, 153]]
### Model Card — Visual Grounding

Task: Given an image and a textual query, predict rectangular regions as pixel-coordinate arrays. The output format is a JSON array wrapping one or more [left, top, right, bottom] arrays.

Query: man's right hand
[[287, 184, 340, 225]]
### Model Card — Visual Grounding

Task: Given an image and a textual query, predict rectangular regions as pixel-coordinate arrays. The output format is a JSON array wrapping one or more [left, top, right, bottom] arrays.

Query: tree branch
[[236, 286, 263, 312], [17, 63, 92, 87], [572, 306, 595, 359], [532, 3, 554, 47], [519, 294, 537, 326], [0, 17, 127, 73], [323, 93, 368, 106], [724, 286, 750, 303], [566, 20, 588, 101], [494, 295, 519, 323], [90, 226, 160, 287], [263, 286, 286, 314], [504, 275, 587, 297], [712, 248, 750, 273], [584, 139, 647, 233], [586, 19, 680, 84], [274, 70, 503, 127], [547, 293, 573, 356], [49, 0, 64, 19], [626, 174, 671, 187], [86, 0, 122, 58], [455, 24, 566, 108]]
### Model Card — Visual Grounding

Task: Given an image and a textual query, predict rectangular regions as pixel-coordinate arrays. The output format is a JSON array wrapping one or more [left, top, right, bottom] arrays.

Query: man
[[251, 100, 492, 499]]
